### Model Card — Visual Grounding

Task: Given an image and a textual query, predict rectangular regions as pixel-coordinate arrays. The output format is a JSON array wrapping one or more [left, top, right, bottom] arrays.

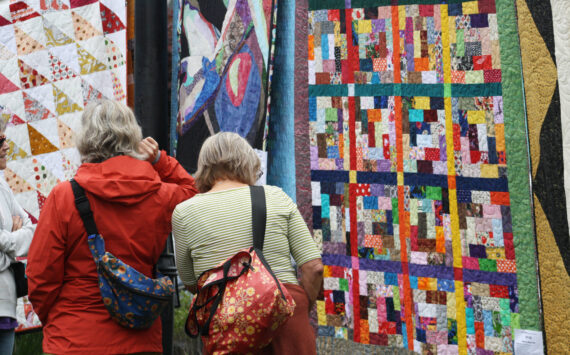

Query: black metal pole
[[134, 0, 169, 148], [134, 2, 174, 355]]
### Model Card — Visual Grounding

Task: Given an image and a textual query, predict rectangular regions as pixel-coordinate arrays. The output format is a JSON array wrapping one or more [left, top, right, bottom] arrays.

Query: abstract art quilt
[[297, 0, 541, 353], [173, 0, 276, 172], [0, 0, 127, 331]]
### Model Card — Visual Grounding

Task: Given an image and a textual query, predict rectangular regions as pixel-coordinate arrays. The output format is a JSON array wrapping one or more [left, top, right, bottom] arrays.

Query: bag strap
[[248, 186, 289, 302], [71, 179, 162, 277], [190, 186, 267, 337], [70, 179, 99, 236], [250, 185, 266, 252]]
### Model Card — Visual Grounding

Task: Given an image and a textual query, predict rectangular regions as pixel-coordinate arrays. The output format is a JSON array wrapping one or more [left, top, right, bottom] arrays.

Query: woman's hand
[[138, 137, 159, 163], [12, 215, 22, 232]]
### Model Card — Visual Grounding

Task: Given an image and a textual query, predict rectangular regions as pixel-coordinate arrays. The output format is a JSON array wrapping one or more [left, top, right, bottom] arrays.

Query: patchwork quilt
[[517, 0, 570, 353], [173, 0, 276, 172], [300, 0, 541, 353], [0, 0, 127, 331]]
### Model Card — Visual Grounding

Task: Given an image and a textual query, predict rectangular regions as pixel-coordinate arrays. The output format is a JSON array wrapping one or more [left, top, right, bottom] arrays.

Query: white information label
[[514, 329, 544, 355]]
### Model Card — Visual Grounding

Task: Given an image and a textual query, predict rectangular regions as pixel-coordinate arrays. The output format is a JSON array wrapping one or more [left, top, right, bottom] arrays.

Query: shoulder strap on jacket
[[70, 179, 99, 236], [249, 185, 266, 251]]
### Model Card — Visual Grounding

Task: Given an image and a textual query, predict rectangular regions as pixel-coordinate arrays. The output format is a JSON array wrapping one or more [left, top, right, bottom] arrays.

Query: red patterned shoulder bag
[[185, 185, 296, 354]]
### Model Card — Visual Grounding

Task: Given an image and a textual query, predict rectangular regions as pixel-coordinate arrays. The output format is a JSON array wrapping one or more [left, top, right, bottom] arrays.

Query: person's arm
[[172, 205, 199, 294], [0, 225, 35, 258], [26, 185, 66, 324], [138, 137, 198, 199], [0, 188, 36, 258], [281, 189, 323, 302], [299, 258, 324, 304]]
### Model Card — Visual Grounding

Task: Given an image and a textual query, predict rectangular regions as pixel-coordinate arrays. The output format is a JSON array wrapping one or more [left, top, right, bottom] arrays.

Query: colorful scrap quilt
[[302, 0, 540, 353], [173, 0, 276, 172], [0, 0, 127, 331]]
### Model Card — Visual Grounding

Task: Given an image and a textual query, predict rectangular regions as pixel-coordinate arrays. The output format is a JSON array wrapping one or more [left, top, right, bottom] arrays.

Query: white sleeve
[[0, 220, 35, 259], [0, 183, 36, 258]]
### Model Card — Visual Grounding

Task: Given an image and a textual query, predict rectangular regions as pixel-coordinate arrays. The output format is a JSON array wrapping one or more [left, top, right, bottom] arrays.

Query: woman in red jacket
[[26, 99, 198, 355]]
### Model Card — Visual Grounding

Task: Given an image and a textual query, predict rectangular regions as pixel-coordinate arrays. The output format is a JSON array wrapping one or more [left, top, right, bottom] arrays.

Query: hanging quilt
[[173, 0, 277, 172], [296, 0, 541, 353], [0, 0, 127, 331], [517, 0, 570, 353]]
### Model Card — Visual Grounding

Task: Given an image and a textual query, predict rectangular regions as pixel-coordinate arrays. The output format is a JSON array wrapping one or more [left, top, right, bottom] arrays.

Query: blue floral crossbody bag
[[71, 179, 174, 329]]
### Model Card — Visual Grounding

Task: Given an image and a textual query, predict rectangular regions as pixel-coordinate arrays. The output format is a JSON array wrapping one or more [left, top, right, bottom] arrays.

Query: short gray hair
[[195, 132, 260, 192], [76, 100, 145, 163]]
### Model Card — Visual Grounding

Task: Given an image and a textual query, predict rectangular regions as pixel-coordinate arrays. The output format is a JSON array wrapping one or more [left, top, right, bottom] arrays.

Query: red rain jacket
[[27, 152, 197, 354]]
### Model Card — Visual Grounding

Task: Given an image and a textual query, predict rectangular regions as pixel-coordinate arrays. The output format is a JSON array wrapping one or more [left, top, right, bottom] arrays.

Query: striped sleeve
[[171, 204, 197, 286], [280, 190, 322, 266]]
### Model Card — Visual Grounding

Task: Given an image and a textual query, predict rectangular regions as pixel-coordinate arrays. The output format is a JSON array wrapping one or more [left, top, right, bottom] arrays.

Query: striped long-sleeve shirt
[[172, 185, 321, 286]]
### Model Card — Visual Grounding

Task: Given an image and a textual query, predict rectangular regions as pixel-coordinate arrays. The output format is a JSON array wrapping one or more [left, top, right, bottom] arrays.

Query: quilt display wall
[[517, 0, 570, 353], [293, 0, 542, 353], [0, 0, 127, 331], [173, 0, 276, 172]]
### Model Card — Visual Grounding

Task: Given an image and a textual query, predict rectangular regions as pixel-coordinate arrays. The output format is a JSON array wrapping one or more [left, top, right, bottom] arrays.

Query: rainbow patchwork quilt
[[306, 0, 540, 353]]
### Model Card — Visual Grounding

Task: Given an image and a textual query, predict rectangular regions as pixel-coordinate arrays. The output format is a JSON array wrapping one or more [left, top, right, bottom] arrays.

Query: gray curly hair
[[76, 100, 145, 163]]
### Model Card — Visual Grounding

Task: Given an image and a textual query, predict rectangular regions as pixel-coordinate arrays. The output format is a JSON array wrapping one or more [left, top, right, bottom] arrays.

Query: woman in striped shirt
[[172, 132, 323, 354]]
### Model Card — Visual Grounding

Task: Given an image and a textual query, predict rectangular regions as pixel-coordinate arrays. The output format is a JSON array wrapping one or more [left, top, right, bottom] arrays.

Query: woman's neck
[[208, 179, 248, 193]]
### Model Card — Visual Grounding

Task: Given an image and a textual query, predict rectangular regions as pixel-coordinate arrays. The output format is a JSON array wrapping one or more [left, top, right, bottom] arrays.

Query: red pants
[[259, 283, 316, 355]]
